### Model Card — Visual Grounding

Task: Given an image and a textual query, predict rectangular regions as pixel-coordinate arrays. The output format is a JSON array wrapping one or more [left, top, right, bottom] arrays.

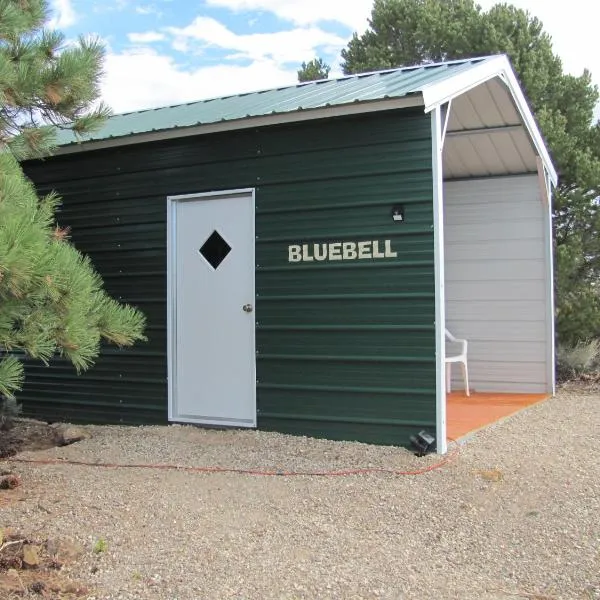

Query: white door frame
[[166, 188, 256, 426]]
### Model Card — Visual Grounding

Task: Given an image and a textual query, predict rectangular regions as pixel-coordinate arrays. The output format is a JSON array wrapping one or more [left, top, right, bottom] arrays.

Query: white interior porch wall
[[443, 175, 549, 393]]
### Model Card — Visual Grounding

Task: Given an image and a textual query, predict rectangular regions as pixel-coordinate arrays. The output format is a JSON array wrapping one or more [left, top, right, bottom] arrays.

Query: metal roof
[[54, 54, 557, 186], [56, 56, 489, 146]]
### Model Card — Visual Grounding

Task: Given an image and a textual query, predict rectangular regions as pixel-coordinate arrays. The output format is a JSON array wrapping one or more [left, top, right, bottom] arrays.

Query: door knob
[[242, 304, 253, 313]]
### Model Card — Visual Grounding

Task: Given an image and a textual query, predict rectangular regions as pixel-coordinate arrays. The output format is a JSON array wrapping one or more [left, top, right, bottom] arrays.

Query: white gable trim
[[421, 55, 558, 187]]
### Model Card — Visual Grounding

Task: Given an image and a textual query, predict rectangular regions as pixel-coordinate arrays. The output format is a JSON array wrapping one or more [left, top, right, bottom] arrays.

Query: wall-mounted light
[[391, 205, 405, 222]]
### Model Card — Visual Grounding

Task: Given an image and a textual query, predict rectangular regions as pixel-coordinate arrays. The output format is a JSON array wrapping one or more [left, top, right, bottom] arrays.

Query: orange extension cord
[[8, 439, 460, 478]]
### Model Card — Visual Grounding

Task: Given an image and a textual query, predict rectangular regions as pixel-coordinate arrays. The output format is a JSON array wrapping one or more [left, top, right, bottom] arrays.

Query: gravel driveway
[[2, 387, 599, 600]]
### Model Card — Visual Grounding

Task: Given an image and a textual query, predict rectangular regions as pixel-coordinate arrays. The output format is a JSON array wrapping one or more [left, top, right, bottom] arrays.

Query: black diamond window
[[199, 230, 231, 269]]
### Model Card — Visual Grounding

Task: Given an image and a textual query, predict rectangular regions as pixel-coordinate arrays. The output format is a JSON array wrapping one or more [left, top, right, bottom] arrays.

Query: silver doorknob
[[242, 304, 253, 313]]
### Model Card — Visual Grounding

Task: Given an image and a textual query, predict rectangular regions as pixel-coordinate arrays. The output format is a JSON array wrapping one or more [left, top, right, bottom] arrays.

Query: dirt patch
[[0, 487, 24, 509], [0, 420, 89, 459], [0, 420, 59, 459], [0, 530, 89, 598]]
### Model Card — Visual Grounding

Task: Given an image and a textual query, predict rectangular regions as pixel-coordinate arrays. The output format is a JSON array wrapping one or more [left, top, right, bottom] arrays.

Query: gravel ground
[[2, 388, 599, 600]]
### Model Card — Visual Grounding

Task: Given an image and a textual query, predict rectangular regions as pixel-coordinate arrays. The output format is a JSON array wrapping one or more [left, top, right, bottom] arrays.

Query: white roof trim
[[53, 96, 424, 156], [421, 55, 558, 187]]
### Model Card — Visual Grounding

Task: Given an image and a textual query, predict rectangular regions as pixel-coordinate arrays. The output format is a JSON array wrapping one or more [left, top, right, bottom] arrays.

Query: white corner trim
[[431, 106, 447, 455], [535, 158, 556, 394], [540, 172, 556, 396], [422, 55, 558, 187]]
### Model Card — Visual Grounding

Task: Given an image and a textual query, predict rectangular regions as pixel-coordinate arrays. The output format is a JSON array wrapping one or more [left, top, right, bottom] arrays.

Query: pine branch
[[0, 355, 24, 399]]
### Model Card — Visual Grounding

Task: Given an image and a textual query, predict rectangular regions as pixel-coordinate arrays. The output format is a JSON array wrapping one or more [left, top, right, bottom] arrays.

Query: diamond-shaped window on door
[[199, 230, 232, 269]]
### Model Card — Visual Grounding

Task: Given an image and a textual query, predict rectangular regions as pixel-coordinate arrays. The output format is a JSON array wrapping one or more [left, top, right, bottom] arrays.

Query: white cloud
[[101, 48, 299, 113], [92, 0, 128, 13], [128, 31, 166, 43], [135, 4, 163, 16], [168, 16, 346, 64], [205, 0, 372, 31], [48, 0, 76, 29]]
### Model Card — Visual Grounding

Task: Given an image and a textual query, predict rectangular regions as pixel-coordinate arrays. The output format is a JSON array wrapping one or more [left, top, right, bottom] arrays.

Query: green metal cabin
[[21, 55, 557, 453]]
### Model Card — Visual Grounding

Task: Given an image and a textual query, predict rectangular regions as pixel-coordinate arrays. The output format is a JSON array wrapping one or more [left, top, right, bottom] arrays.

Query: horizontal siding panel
[[443, 201, 542, 223], [16, 393, 166, 424], [442, 220, 542, 242], [260, 359, 435, 391], [445, 240, 544, 261], [258, 264, 434, 295], [445, 280, 545, 301], [257, 176, 432, 212], [458, 340, 546, 362], [446, 321, 546, 341], [257, 329, 434, 358], [25, 355, 167, 379], [445, 258, 546, 282], [258, 388, 435, 421], [258, 203, 433, 233], [446, 300, 545, 321], [257, 297, 435, 326], [464, 361, 547, 384]]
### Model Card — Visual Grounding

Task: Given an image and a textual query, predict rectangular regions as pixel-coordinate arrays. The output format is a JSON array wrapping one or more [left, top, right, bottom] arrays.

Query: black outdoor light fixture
[[391, 205, 405, 222], [409, 430, 436, 457]]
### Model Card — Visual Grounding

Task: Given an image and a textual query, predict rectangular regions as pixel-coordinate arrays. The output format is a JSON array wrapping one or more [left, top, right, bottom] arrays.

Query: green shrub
[[556, 339, 600, 382]]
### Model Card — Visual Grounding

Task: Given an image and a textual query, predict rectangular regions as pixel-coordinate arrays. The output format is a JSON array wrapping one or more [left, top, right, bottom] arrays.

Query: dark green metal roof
[[56, 56, 492, 146]]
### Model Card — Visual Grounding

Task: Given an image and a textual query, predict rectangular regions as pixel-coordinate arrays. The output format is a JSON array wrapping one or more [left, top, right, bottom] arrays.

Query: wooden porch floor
[[447, 392, 549, 440]]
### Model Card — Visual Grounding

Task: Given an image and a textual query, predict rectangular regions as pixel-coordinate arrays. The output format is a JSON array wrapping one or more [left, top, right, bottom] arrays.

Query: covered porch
[[432, 60, 557, 453], [446, 391, 549, 440]]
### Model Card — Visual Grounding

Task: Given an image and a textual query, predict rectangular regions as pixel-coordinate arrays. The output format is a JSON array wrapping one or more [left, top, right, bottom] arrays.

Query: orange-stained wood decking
[[446, 392, 549, 440]]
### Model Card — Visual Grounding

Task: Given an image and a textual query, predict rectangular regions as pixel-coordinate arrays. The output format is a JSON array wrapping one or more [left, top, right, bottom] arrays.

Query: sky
[[50, 0, 600, 118]]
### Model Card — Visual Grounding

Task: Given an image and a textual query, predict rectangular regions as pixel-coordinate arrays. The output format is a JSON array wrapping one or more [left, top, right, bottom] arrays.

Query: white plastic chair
[[445, 328, 470, 396]]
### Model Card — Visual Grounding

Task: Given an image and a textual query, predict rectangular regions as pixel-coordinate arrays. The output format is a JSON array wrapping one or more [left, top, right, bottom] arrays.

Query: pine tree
[[0, 0, 146, 401], [297, 58, 331, 83]]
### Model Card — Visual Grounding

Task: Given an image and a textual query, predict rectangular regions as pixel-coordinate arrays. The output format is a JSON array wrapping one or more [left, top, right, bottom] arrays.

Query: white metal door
[[167, 189, 256, 426]]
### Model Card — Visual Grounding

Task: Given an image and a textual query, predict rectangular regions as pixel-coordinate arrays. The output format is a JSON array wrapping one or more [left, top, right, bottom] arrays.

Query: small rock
[[22, 544, 41, 567], [29, 581, 45, 595], [0, 474, 21, 489], [46, 537, 84, 563], [53, 425, 90, 446]]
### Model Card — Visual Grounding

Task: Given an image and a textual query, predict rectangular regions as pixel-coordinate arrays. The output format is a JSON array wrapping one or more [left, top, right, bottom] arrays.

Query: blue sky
[[50, 0, 600, 117]]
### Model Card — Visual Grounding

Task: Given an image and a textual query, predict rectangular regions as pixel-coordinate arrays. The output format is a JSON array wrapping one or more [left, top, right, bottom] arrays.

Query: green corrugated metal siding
[[22, 108, 434, 446]]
